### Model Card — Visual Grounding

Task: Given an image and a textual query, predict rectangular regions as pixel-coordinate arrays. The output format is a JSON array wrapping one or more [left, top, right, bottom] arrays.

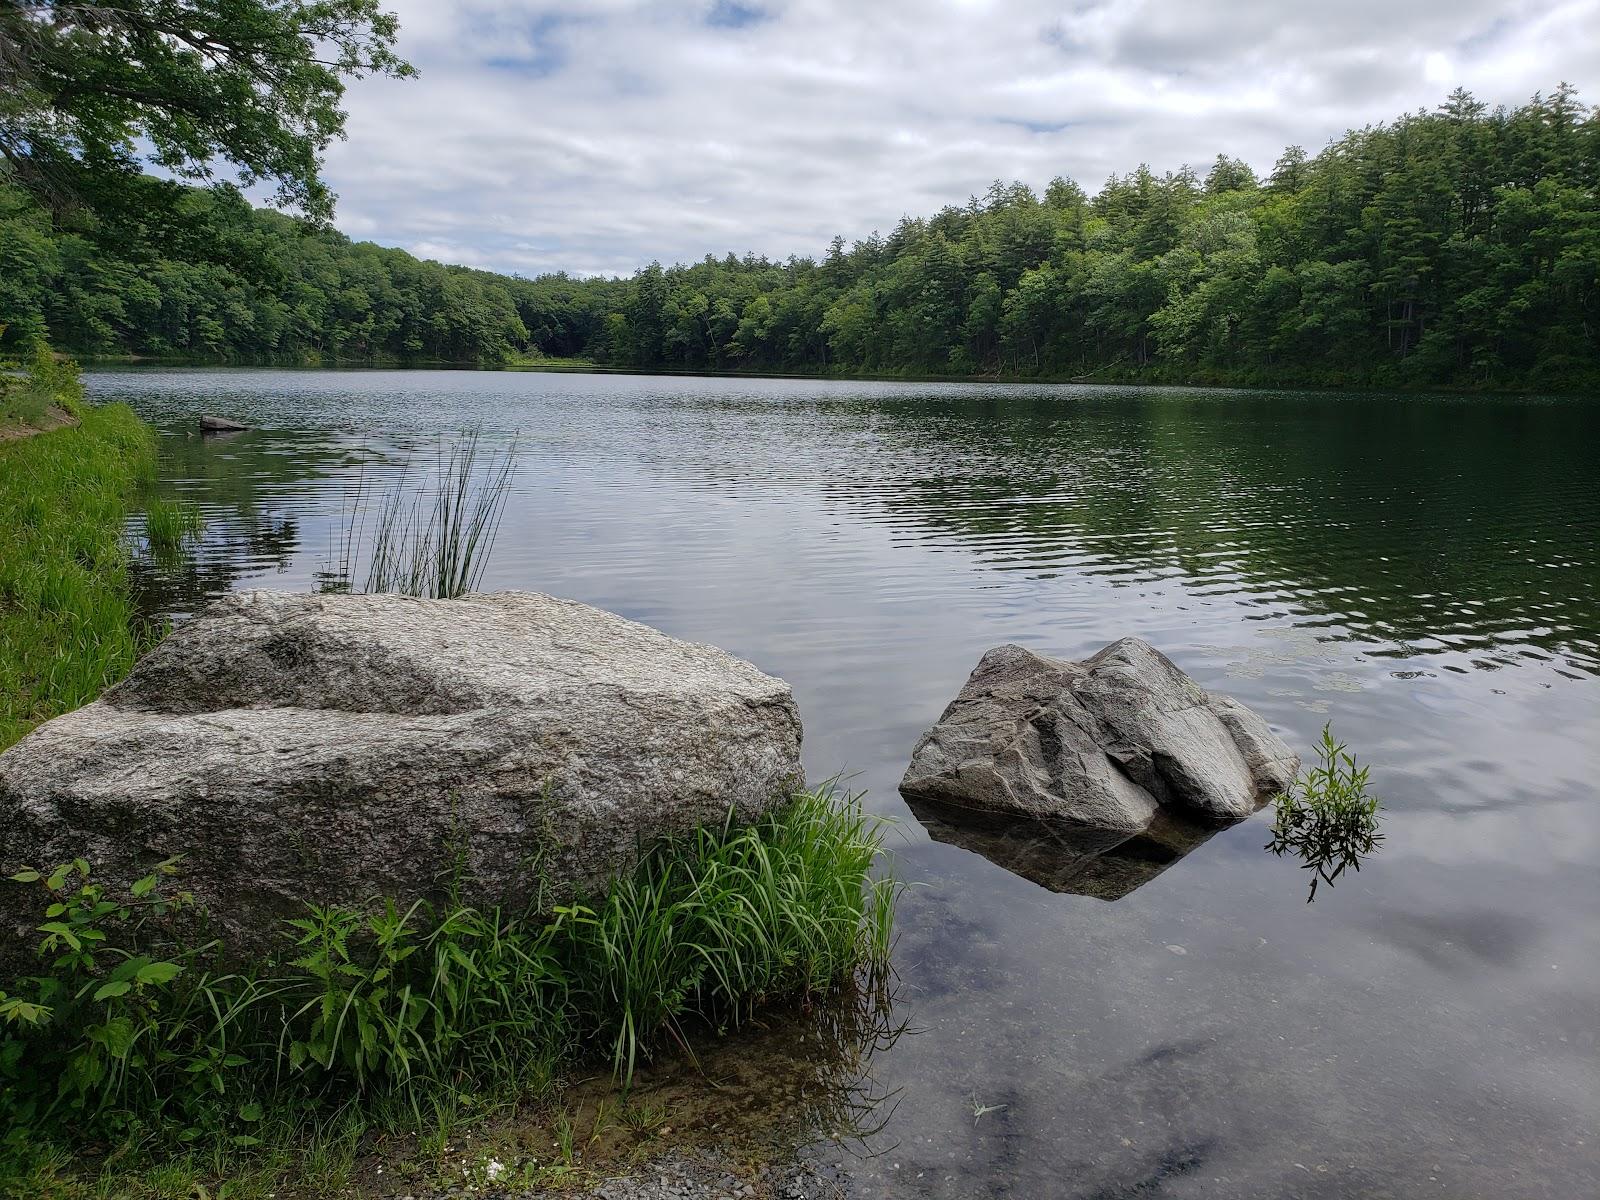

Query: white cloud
[[307, 0, 1600, 276]]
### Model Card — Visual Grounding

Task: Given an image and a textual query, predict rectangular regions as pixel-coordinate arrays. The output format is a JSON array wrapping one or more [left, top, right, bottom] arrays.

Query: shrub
[[0, 343, 82, 428]]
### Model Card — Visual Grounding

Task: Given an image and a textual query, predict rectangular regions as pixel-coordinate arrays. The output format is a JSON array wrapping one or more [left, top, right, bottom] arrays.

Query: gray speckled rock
[[0, 590, 802, 955], [900, 638, 1297, 833]]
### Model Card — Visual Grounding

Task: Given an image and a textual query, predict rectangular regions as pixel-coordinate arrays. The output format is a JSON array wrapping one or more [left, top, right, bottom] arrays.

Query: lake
[[88, 368, 1600, 1199]]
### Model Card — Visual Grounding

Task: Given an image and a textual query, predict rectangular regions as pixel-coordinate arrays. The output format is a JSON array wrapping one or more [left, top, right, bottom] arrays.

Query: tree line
[[3, 86, 1596, 389]]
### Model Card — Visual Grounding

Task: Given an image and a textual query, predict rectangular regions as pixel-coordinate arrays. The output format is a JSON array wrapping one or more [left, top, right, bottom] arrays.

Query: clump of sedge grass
[[141, 496, 205, 552], [559, 785, 897, 1078], [1266, 723, 1384, 901], [329, 430, 516, 599], [0, 787, 896, 1191]]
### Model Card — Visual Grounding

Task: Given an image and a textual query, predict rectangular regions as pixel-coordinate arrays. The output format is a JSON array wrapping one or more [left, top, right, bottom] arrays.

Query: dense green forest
[[3, 86, 1597, 389]]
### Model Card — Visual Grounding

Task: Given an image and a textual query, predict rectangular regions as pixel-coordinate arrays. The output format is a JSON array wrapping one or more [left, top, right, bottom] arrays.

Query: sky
[[314, 0, 1600, 278]]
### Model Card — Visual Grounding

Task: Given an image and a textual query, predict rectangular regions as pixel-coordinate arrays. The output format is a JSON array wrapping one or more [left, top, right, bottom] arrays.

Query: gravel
[[410, 1150, 848, 1200]]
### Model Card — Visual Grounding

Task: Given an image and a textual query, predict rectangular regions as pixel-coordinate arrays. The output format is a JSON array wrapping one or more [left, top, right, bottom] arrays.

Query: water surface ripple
[[91, 369, 1600, 1199]]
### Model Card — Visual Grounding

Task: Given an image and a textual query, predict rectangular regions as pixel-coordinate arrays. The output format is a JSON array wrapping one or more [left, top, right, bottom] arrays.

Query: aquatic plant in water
[[1266, 724, 1384, 902], [141, 496, 204, 553], [358, 430, 516, 598]]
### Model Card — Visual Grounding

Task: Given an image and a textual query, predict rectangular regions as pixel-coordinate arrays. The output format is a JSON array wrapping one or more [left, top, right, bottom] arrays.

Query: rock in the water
[[900, 638, 1297, 836], [0, 591, 803, 955], [199, 415, 248, 432]]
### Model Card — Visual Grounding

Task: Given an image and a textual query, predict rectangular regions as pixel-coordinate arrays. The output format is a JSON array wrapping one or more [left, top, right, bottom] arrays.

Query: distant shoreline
[[72, 354, 1578, 399]]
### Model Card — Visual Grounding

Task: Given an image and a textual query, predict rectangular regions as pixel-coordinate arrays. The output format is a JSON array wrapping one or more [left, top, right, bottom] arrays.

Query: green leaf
[[131, 875, 156, 897], [136, 961, 184, 985], [7, 870, 41, 883], [0, 999, 50, 1026], [96, 1016, 136, 1057], [238, 1101, 263, 1122], [36, 922, 81, 950], [92, 980, 133, 1002]]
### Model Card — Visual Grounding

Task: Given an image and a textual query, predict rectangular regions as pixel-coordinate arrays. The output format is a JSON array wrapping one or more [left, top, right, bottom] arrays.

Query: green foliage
[[557, 789, 896, 1079], [0, 788, 896, 1165], [1267, 725, 1385, 901], [0, 173, 536, 363], [0, 401, 158, 748], [0, 1, 413, 221], [3, 84, 1595, 386], [0, 341, 80, 427]]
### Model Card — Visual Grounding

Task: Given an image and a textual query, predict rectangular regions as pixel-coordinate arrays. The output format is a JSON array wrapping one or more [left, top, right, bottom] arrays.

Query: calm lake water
[[89, 369, 1599, 1199]]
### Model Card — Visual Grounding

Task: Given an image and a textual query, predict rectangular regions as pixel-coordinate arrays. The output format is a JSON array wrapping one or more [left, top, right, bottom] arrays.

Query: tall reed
[[349, 431, 516, 598]]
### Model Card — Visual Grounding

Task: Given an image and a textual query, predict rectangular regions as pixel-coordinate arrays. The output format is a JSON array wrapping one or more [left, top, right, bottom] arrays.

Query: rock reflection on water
[[906, 797, 1224, 901]]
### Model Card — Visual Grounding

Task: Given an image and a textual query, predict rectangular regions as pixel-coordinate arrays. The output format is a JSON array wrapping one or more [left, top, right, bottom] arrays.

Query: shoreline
[[72, 354, 1581, 400]]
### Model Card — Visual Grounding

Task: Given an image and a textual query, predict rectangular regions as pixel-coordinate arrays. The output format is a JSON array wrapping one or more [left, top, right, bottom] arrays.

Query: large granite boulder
[[0, 591, 803, 956], [900, 639, 1297, 838]]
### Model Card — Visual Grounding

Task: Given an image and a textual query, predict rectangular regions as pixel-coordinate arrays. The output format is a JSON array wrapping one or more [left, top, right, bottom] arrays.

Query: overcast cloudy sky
[[316, 0, 1600, 277]]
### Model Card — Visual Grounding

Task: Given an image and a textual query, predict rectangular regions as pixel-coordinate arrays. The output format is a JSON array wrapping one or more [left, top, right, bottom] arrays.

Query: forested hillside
[[3, 86, 1596, 389]]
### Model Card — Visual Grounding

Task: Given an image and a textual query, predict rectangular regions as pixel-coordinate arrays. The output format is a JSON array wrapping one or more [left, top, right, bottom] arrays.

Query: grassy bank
[[0, 383, 158, 749], [0, 789, 895, 1199]]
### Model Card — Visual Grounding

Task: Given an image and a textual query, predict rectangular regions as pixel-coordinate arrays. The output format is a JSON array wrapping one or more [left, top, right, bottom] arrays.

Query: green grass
[[141, 497, 204, 553], [0, 401, 159, 749], [0, 788, 897, 1198]]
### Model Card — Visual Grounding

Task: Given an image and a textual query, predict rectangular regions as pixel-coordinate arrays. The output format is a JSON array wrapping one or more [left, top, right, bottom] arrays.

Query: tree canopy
[[0, 0, 412, 220], [2, 84, 1597, 389]]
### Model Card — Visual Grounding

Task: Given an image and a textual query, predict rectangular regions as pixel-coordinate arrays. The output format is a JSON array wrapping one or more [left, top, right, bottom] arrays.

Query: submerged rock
[[900, 638, 1297, 855], [199, 415, 248, 432], [0, 591, 803, 955]]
